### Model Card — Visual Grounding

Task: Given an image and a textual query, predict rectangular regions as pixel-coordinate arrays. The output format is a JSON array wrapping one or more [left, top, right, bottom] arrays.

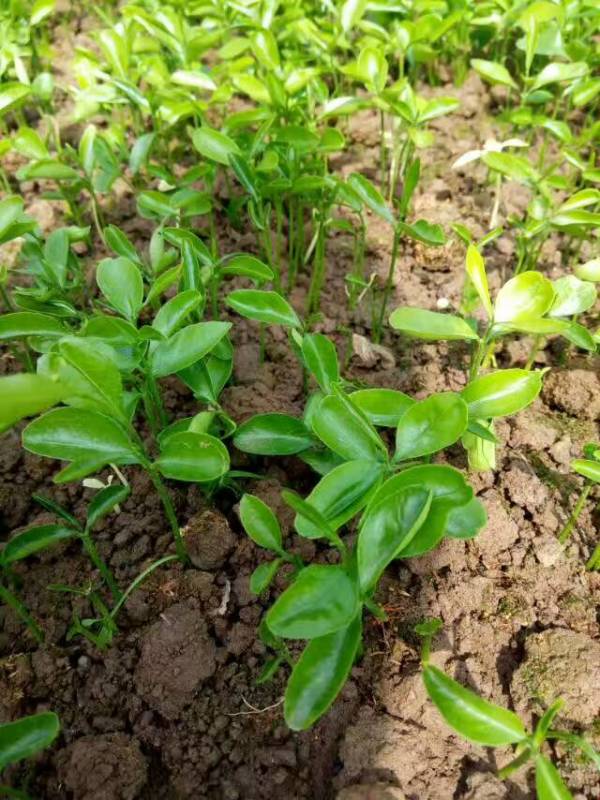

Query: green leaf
[[312, 392, 388, 463], [267, 564, 359, 639], [226, 290, 301, 328], [470, 59, 517, 88], [347, 173, 394, 224], [482, 151, 538, 183], [550, 210, 600, 228], [104, 225, 140, 263], [156, 431, 229, 482], [219, 255, 273, 282], [251, 29, 280, 70], [239, 494, 283, 553], [284, 616, 362, 730], [192, 127, 241, 166], [389, 307, 479, 341], [1, 524, 76, 566], [444, 496, 487, 540], [549, 276, 597, 317], [574, 259, 600, 283], [535, 755, 574, 800], [0, 83, 31, 118], [149, 321, 231, 377], [19, 159, 78, 181], [129, 132, 155, 175], [571, 459, 600, 484], [395, 392, 468, 461], [358, 487, 432, 593], [23, 407, 138, 475], [152, 290, 203, 337], [0, 373, 64, 433], [137, 191, 175, 220], [301, 334, 340, 393], [295, 460, 385, 539], [532, 62, 588, 91], [0, 712, 60, 771], [494, 271, 555, 324], [341, 0, 367, 32], [357, 46, 388, 94], [397, 220, 446, 246], [86, 484, 130, 529], [14, 126, 49, 160], [233, 413, 314, 455], [0, 312, 65, 340], [465, 244, 493, 319], [96, 257, 144, 322], [461, 369, 543, 419], [419, 97, 460, 123], [250, 559, 282, 594], [423, 664, 528, 746], [349, 388, 415, 427]]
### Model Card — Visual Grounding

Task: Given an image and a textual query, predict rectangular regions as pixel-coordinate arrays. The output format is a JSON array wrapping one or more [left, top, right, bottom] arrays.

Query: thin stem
[[307, 212, 327, 314], [586, 541, 600, 571], [80, 529, 122, 602], [525, 335, 543, 370], [558, 482, 592, 544], [374, 226, 400, 343], [379, 110, 388, 195], [0, 582, 44, 643], [147, 468, 187, 562], [497, 746, 532, 780]]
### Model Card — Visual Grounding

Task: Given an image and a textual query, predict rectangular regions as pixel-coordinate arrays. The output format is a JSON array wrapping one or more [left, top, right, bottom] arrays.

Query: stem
[[586, 541, 600, 571], [147, 468, 187, 562], [497, 746, 532, 780], [307, 212, 327, 314], [80, 528, 122, 602], [525, 335, 543, 370], [0, 582, 44, 643], [374, 226, 400, 343], [490, 173, 502, 230], [379, 110, 387, 194], [558, 483, 592, 544]]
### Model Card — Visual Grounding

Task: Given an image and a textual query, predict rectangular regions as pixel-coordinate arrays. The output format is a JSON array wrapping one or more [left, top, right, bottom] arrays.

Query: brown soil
[[1, 74, 599, 800]]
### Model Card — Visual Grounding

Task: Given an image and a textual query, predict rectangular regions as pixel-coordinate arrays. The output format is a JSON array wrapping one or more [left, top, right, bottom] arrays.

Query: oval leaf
[[395, 392, 468, 461]]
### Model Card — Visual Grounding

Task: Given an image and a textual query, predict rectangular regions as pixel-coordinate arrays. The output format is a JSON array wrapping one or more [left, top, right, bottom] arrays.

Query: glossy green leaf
[[461, 369, 543, 419], [395, 392, 468, 461], [267, 564, 359, 640], [0, 312, 65, 340], [156, 431, 229, 482], [152, 290, 203, 337], [423, 664, 527, 746], [136, 191, 174, 220], [234, 413, 314, 455], [494, 271, 555, 324], [250, 559, 282, 594], [470, 59, 517, 88], [86, 484, 130, 529], [192, 127, 241, 166], [0, 712, 60, 771], [465, 244, 493, 319], [341, 0, 367, 32], [284, 616, 362, 730], [19, 159, 78, 181], [357, 46, 388, 94], [347, 173, 394, 224], [574, 259, 600, 283], [251, 29, 280, 70], [1, 524, 76, 566], [549, 276, 597, 317], [312, 392, 388, 462], [349, 388, 415, 427], [358, 487, 432, 593], [226, 290, 301, 328], [397, 220, 446, 246], [0, 373, 64, 433], [149, 321, 231, 377], [389, 307, 479, 341], [571, 459, 600, 484], [96, 257, 144, 322], [0, 83, 31, 118], [444, 496, 487, 540], [219, 255, 273, 282], [532, 62, 587, 91], [535, 755, 574, 800], [295, 460, 385, 539], [239, 494, 283, 553], [301, 333, 339, 393]]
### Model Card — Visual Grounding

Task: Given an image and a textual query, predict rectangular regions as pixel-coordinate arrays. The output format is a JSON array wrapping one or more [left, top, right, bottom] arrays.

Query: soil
[[1, 71, 599, 800]]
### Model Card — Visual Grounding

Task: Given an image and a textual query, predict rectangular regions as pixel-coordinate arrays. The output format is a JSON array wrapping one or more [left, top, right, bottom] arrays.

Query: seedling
[[559, 444, 600, 570], [0, 711, 60, 795], [417, 620, 600, 799]]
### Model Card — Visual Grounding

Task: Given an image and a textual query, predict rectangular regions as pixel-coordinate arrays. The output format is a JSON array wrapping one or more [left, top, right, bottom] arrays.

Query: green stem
[[307, 212, 327, 314], [525, 335, 543, 370], [558, 482, 592, 544], [497, 746, 532, 780], [80, 528, 122, 602], [374, 226, 400, 343], [0, 582, 44, 643], [379, 110, 387, 195], [147, 468, 187, 562], [586, 541, 600, 571]]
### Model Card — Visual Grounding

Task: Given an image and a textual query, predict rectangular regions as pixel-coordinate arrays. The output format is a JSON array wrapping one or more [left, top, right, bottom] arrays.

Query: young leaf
[[358, 487, 432, 593], [389, 307, 479, 341], [149, 321, 232, 377], [284, 616, 362, 730], [226, 290, 301, 328], [156, 432, 229, 482], [1, 524, 76, 566], [250, 559, 282, 594], [349, 389, 415, 427], [571, 459, 600, 484], [192, 127, 241, 166], [395, 392, 468, 461], [0, 712, 60, 771], [53, 338, 125, 418], [234, 414, 315, 455], [0, 312, 65, 340], [423, 664, 528, 746], [301, 333, 340, 393], [219, 255, 273, 282], [535, 755, 574, 800], [465, 245, 493, 319], [0, 374, 64, 432], [152, 290, 203, 337], [549, 276, 597, 317], [470, 59, 517, 89], [574, 259, 600, 283], [96, 257, 144, 322], [239, 494, 283, 554], [86, 484, 130, 529], [461, 369, 543, 419], [494, 271, 555, 324], [312, 392, 388, 463], [266, 564, 359, 639], [347, 173, 394, 224]]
